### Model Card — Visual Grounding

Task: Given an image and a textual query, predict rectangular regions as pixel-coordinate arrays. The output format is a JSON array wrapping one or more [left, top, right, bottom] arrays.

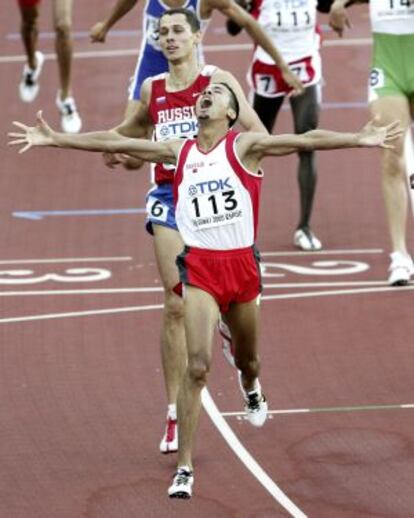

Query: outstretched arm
[[237, 119, 403, 167], [8, 111, 179, 165], [205, 0, 304, 96], [90, 0, 139, 42]]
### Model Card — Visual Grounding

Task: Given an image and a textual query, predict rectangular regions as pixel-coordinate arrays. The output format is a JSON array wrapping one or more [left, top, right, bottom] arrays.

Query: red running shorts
[[176, 245, 262, 313]]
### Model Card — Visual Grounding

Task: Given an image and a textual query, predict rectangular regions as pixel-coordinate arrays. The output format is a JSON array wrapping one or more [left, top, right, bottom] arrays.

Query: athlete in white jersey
[[175, 129, 262, 250], [92, 9, 270, 456], [10, 81, 403, 499], [329, 0, 414, 285], [226, 0, 325, 251]]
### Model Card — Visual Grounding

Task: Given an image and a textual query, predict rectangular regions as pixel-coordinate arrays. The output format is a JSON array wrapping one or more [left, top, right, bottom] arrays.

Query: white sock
[[167, 404, 177, 420], [238, 372, 261, 395], [247, 378, 261, 395]]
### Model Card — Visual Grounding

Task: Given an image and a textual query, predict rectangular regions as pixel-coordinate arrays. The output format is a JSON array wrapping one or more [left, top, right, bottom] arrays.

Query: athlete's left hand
[[8, 111, 55, 153], [357, 119, 403, 149], [90, 21, 108, 43]]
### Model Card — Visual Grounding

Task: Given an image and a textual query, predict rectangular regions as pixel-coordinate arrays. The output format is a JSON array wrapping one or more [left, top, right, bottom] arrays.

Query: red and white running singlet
[[174, 131, 263, 250], [148, 65, 216, 185], [248, 0, 321, 97]]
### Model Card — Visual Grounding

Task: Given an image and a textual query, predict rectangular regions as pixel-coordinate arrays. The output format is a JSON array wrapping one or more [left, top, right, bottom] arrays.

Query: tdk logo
[[171, 121, 198, 135], [158, 121, 198, 138], [274, 0, 307, 9], [188, 177, 232, 196]]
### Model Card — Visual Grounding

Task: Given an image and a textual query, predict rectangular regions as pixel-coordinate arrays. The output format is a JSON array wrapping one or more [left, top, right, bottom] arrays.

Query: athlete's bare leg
[[52, 0, 73, 99], [370, 96, 411, 254], [152, 224, 187, 408], [18, 3, 40, 70], [176, 286, 219, 468], [225, 298, 261, 392]]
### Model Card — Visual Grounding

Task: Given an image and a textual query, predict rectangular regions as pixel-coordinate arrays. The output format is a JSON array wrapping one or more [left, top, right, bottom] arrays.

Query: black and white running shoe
[[245, 389, 268, 427], [168, 466, 194, 499]]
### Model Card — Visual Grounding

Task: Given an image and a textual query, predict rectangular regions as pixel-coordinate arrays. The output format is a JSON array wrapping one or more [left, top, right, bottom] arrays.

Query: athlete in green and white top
[[369, 0, 414, 100], [329, 0, 414, 286]]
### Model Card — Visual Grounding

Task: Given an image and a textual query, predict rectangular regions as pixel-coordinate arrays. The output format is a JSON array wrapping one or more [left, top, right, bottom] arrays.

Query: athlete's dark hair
[[218, 82, 240, 127], [159, 8, 201, 33]]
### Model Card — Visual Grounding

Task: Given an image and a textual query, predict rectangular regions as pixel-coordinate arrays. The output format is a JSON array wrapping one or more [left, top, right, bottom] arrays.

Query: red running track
[[1, 2, 413, 516]]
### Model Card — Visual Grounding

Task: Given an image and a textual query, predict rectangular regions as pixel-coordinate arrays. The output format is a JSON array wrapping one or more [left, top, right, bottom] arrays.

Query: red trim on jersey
[[148, 70, 213, 185], [225, 131, 263, 240], [195, 131, 228, 155], [250, 0, 262, 20], [250, 55, 317, 97]]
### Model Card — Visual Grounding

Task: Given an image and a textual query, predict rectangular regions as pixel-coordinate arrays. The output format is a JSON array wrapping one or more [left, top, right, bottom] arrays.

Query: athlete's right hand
[[282, 68, 305, 97], [329, 2, 351, 37], [8, 111, 55, 153], [90, 21, 108, 43]]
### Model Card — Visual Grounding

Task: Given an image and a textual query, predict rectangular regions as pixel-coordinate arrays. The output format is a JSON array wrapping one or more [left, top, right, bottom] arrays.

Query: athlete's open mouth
[[200, 98, 212, 109]]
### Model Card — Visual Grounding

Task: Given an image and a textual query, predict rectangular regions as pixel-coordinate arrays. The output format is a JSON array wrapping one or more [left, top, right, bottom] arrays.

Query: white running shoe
[[388, 251, 414, 286], [244, 387, 268, 427], [56, 93, 82, 133], [294, 228, 322, 251], [19, 51, 45, 103], [159, 416, 178, 454], [218, 317, 236, 368], [168, 466, 194, 499]]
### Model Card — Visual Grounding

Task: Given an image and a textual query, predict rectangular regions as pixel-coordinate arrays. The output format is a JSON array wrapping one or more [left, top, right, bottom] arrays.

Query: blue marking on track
[[7, 30, 142, 40], [13, 208, 146, 220]]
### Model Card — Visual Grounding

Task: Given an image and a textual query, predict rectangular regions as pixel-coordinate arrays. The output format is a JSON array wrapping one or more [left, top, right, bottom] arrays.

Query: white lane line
[[201, 389, 307, 518], [0, 250, 380, 263], [1, 284, 413, 322], [262, 284, 414, 301], [0, 257, 132, 265], [0, 38, 373, 64], [0, 304, 163, 324], [0, 287, 163, 296], [261, 249, 383, 257], [222, 403, 414, 417], [263, 281, 388, 288], [0, 281, 388, 297]]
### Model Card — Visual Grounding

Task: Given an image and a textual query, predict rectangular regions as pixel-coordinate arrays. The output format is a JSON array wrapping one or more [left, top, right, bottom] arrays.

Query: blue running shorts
[[145, 182, 178, 235]]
